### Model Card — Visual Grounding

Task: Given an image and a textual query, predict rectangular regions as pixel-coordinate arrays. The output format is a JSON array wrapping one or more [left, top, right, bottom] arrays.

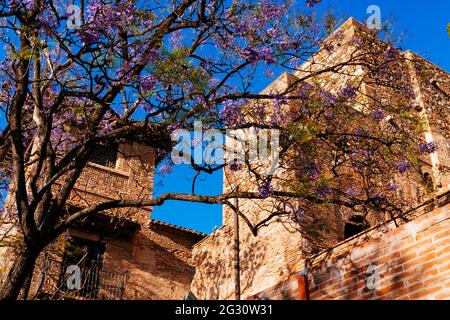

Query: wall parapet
[[249, 192, 450, 300]]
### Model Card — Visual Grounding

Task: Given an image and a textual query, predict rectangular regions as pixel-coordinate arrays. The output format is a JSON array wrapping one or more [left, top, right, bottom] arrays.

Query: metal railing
[[36, 257, 127, 300]]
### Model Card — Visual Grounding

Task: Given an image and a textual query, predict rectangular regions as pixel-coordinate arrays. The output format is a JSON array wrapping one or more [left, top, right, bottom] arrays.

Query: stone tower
[[190, 18, 449, 300]]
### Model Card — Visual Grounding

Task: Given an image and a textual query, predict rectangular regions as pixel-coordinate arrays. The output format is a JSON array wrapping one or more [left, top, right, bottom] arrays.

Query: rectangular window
[[89, 143, 118, 168]]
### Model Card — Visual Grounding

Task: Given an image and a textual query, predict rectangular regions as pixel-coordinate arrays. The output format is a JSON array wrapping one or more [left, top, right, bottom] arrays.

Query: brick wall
[[102, 221, 204, 300], [66, 142, 155, 223], [249, 196, 449, 300], [1, 139, 207, 300], [191, 216, 305, 300], [25, 220, 204, 300]]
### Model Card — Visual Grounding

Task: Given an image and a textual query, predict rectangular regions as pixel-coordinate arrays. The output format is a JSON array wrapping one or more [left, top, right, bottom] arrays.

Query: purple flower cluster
[[229, 160, 242, 172], [137, 75, 157, 92], [258, 180, 273, 198], [170, 30, 183, 48], [350, 37, 363, 46], [419, 142, 437, 154], [293, 208, 305, 222], [220, 99, 246, 127], [384, 47, 397, 60], [371, 109, 386, 121], [158, 163, 173, 175], [257, 1, 288, 22], [81, 1, 139, 44], [266, 27, 280, 38], [240, 46, 276, 64], [315, 183, 332, 198], [370, 193, 388, 208], [297, 82, 314, 100], [320, 90, 337, 107], [339, 85, 357, 99], [273, 95, 288, 108], [305, 0, 322, 7], [396, 161, 412, 174], [388, 181, 398, 192], [404, 85, 416, 99], [346, 186, 360, 197]]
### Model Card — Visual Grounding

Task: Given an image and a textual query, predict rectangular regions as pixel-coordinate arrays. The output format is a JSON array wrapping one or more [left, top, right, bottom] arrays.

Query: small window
[[344, 215, 369, 239], [89, 144, 118, 168]]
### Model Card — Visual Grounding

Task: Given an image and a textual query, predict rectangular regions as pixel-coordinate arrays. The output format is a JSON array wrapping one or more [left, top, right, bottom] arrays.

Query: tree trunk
[[0, 246, 39, 300], [233, 198, 241, 300]]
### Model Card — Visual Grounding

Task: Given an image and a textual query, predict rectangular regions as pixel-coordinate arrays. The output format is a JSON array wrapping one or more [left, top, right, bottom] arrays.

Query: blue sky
[[152, 0, 450, 234]]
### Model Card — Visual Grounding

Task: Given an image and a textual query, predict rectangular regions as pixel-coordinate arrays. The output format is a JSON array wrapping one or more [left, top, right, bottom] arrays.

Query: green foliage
[[155, 48, 210, 92], [447, 23, 450, 37]]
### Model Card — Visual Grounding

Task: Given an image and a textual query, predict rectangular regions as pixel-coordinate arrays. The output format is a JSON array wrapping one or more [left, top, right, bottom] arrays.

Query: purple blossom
[[220, 99, 246, 127], [256, 104, 266, 118], [385, 47, 397, 60], [300, 106, 313, 118], [315, 183, 332, 198], [293, 208, 305, 222], [404, 85, 416, 99], [297, 82, 314, 100], [346, 186, 360, 197], [396, 161, 412, 174], [229, 160, 242, 172], [240, 46, 275, 64], [273, 95, 288, 107], [241, 47, 259, 63], [266, 27, 280, 38], [259, 47, 276, 64], [258, 180, 273, 198], [81, 1, 139, 44], [419, 142, 437, 154], [209, 78, 220, 87], [370, 193, 388, 209], [158, 163, 173, 175], [320, 90, 337, 106], [306, 0, 321, 7], [256, 1, 288, 22], [371, 109, 386, 121], [269, 94, 288, 123], [339, 85, 357, 99], [403, 102, 416, 110], [137, 75, 157, 91], [388, 181, 398, 192], [350, 37, 363, 46], [216, 32, 234, 50]]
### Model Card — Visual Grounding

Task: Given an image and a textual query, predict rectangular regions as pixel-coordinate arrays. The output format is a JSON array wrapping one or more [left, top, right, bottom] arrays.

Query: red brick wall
[[249, 199, 450, 300], [102, 222, 204, 300]]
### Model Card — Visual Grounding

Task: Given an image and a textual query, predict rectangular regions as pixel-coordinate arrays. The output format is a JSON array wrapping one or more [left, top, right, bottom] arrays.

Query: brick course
[[248, 197, 449, 300]]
